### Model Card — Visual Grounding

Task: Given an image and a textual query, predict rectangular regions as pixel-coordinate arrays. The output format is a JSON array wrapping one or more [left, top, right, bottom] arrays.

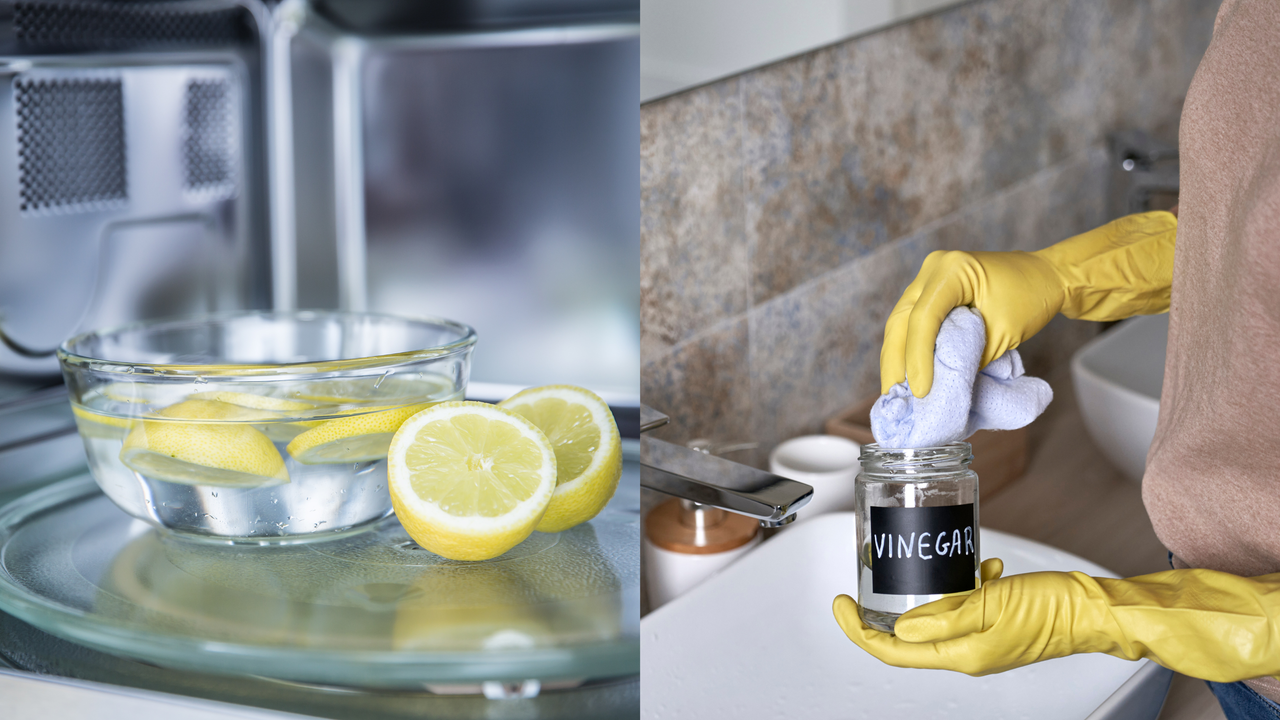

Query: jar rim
[[860, 442, 973, 472]]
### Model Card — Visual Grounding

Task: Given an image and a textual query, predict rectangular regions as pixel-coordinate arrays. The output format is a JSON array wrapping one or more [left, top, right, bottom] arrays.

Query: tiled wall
[[641, 0, 1217, 465]]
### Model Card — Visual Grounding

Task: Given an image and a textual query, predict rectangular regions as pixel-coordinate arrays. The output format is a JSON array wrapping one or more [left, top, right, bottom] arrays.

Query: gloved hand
[[833, 561, 1280, 683], [880, 211, 1177, 397]]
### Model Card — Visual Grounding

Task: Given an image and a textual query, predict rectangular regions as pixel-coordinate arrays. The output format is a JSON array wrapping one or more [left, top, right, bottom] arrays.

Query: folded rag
[[870, 307, 1053, 449]]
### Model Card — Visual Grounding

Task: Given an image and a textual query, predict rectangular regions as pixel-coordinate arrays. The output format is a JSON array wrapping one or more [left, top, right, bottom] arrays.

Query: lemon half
[[120, 399, 289, 488], [499, 385, 622, 533], [388, 401, 556, 561]]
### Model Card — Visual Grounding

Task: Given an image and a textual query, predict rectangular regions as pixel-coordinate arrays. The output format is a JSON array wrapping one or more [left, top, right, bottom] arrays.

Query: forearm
[[1096, 569, 1280, 683], [1032, 210, 1177, 322]]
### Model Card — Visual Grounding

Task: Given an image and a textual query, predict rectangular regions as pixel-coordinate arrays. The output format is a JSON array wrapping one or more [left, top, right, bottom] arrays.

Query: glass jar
[[855, 442, 979, 633]]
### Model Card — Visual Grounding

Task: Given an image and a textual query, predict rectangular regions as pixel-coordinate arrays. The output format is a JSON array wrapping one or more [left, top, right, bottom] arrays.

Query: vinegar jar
[[855, 442, 980, 633]]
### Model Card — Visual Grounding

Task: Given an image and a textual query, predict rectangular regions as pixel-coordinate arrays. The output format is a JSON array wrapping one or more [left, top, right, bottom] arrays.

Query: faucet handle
[[640, 405, 670, 433]]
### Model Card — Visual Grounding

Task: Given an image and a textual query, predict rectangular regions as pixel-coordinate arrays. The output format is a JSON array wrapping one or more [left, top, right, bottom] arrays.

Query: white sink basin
[[641, 513, 1171, 719], [1071, 314, 1168, 482]]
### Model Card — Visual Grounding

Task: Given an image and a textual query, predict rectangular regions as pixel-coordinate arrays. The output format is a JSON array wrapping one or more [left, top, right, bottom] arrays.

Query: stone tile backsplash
[[641, 317, 752, 448], [641, 79, 748, 361], [641, 0, 1218, 463]]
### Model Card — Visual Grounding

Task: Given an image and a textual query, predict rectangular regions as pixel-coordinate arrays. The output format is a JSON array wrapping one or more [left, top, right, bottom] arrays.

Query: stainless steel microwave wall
[[0, 0, 641, 403], [288, 12, 640, 400], [0, 0, 278, 377]]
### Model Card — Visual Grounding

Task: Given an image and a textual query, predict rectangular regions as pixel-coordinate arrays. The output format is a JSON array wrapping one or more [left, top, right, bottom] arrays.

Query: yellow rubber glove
[[833, 562, 1280, 683], [880, 211, 1177, 397]]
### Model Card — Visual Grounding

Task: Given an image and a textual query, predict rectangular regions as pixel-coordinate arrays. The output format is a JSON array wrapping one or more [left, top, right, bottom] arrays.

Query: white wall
[[641, 0, 963, 101]]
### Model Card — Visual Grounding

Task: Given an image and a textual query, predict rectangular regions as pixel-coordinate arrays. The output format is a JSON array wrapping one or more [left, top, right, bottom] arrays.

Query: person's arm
[[880, 211, 1177, 398], [833, 561, 1280, 684]]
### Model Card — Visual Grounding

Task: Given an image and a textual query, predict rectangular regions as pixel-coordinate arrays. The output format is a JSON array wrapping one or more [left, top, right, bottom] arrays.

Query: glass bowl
[[58, 311, 476, 542]]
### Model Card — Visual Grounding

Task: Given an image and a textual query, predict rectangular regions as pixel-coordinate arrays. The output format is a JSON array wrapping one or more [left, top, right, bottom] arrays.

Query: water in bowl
[[72, 374, 462, 541]]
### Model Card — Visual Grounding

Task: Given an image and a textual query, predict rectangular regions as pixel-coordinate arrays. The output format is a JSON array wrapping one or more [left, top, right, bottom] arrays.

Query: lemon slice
[[102, 382, 165, 405], [293, 375, 455, 405], [387, 401, 557, 561], [189, 390, 320, 443], [188, 390, 314, 414], [120, 399, 290, 488], [286, 404, 430, 464], [499, 385, 622, 533], [72, 405, 134, 439]]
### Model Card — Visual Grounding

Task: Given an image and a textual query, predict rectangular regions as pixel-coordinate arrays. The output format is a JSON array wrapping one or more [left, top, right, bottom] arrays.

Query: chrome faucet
[[1109, 129, 1178, 217], [640, 406, 813, 527]]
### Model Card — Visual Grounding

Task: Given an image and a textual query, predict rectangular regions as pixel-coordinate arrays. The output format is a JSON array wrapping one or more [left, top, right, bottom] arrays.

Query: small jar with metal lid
[[855, 442, 980, 633]]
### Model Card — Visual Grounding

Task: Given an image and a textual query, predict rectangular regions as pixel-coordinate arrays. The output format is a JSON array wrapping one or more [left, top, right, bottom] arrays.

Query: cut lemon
[[72, 405, 134, 439], [189, 390, 320, 443], [102, 382, 165, 405], [120, 399, 290, 488], [499, 385, 621, 533], [387, 401, 556, 561], [286, 404, 429, 464], [292, 375, 456, 405], [188, 390, 314, 414]]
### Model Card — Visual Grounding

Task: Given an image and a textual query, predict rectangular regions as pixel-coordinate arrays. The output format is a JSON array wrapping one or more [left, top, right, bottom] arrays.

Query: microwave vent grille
[[183, 78, 235, 196], [15, 76, 127, 214], [14, 2, 245, 51]]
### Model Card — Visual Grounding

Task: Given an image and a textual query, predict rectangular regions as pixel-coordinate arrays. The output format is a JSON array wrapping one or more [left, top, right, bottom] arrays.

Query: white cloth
[[870, 307, 1053, 449]]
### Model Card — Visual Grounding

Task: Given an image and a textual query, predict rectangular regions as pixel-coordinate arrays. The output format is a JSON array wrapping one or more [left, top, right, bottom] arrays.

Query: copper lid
[[644, 498, 759, 555]]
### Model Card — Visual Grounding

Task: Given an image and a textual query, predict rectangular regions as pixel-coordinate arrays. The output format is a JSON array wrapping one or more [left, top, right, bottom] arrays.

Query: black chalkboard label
[[870, 504, 976, 595]]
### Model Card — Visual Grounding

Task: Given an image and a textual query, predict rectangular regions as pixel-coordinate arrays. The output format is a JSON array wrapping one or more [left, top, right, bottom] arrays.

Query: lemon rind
[[498, 385, 622, 532], [499, 384, 619, 496]]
